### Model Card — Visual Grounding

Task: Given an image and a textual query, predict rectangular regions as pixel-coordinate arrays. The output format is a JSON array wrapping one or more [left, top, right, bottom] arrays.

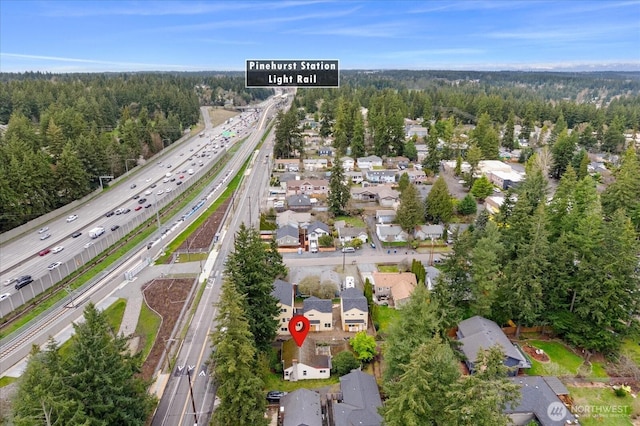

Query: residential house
[[351, 186, 399, 207], [405, 169, 427, 184], [372, 272, 417, 308], [351, 187, 378, 202], [375, 209, 396, 224], [337, 227, 368, 246], [377, 187, 400, 207], [318, 147, 333, 156], [357, 155, 383, 170], [304, 221, 331, 250], [414, 224, 444, 241], [303, 297, 333, 331], [365, 169, 397, 184], [303, 158, 328, 171], [405, 124, 429, 139], [340, 288, 368, 332], [282, 338, 331, 381], [506, 376, 577, 426], [376, 224, 408, 244], [425, 266, 440, 291], [287, 194, 312, 212], [276, 210, 312, 229], [279, 389, 322, 426], [340, 156, 355, 171], [275, 158, 301, 172], [457, 316, 531, 376], [345, 170, 363, 184], [276, 225, 300, 247], [272, 279, 294, 335], [386, 156, 410, 170], [286, 179, 329, 196], [332, 370, 383, 426], [415, 144, 428, 162]]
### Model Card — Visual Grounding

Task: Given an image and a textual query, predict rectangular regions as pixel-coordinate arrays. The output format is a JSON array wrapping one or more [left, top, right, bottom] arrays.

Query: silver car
[[40, 233, 51, 240]]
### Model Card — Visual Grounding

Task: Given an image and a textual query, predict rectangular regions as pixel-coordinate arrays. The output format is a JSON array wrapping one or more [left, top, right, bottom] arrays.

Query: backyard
[[568, 385, 639, 426], [523, 339, 608, 378]]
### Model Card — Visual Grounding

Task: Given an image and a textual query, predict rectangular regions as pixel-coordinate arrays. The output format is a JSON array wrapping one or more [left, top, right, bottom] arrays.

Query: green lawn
[[0, 375, 17, 388], [621, 338, 640, 367], [334, 216, 366, 228], [525, 340, 608, 379], [568, 385, 638, 426], [376, 305, 400, 334], [377, 265, 399, 273], [263, 372, 339, 392], [136, 302, 162, 359]]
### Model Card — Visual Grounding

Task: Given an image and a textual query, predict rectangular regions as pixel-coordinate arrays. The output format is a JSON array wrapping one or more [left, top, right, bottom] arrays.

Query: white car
[[47, 262, 62, 271], [3, 278, 17, 287], [84, 242, 93, 249], [40, 233, 51, 240], [165, 187, 172, 193], [52, 246, 64, 254], [145, 190, 152, 195], [38, 227, 49, 234], [157, 189, 164, 195], [0, 293, 11, 302], [66, 214, 78, 222]]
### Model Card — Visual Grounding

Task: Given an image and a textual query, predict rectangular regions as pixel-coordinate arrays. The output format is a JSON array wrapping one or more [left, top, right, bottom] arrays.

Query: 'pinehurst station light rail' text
[[247, 61, 336, 71]]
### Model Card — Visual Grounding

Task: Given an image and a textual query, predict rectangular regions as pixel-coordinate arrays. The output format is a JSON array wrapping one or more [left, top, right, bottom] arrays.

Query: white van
[[341, 247, 356, 253]]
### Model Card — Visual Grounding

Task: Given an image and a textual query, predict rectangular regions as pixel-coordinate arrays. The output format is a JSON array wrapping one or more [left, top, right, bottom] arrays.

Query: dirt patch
[[140, 278, 194, 381], [522, 343, 551, 362], [176, 198, 230, 253], [208, 107, 239, 127]]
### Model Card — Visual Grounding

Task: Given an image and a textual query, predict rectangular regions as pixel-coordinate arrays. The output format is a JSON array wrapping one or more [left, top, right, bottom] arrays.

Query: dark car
[[150, 183, 157, 188], [176, 181, 183, 186], [105, 211, 115, 217], [71, 231, 82, 238], [266, 391, 287, 403], [132, 194, 140, 200], [145, 203, 152, 208], [111, 225, 120, 231], [135, 205, 143, 211], [15, 276, 33, 290], [138, 198, 147, 204], [130, 183, 137, 189], [38, 248, 51, 256]]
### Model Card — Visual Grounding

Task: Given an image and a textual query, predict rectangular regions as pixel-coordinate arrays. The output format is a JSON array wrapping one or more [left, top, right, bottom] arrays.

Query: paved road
[[152, 98, 283, 426]]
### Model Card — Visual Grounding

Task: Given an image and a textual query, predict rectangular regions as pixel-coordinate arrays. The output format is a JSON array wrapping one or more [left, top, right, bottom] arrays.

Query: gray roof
[[417, 224, 444, 235], [541, 376, 569, 396], [272, 279, 293, 307], [303, 296, 332, 314], [341, 288, 368, 313], [277, 225, 299, 240], [506, 376, 577, 426], [305, 220, 330, 235], [287, 194, 311, 207], [332, 370, 382, 426], [338, 227, 368, 238], [281, 389, 322, 426], [366, 170, 397, 177], [458, 316, 528, 365]]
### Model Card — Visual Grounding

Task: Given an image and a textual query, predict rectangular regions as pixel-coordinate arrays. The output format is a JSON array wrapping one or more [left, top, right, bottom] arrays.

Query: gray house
[[287, 194, 312, 212], [280, 388, 323, 426], [457, 316, 531, 376], [332, 370, 383, 426], [506, 376, 577, 425], [276, 225, 300, 247]]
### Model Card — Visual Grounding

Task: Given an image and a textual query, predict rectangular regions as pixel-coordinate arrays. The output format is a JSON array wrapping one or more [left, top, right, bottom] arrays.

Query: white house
[[303, 158, 328, 171], [345, 171, 363, 184], [340, 156, 355, 171], [365, 170, 397, 184], [414, 224, 444, 241], [337, 227, 368, 245], [357, 155, 383, 170], [375, 210, 396, 224], [376, 224, 408, 243], [282, 339, 331, 381]]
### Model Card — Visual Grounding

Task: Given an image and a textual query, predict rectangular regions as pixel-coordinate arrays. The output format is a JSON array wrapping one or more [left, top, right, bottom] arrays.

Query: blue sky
[[1, 0, 639, 72]]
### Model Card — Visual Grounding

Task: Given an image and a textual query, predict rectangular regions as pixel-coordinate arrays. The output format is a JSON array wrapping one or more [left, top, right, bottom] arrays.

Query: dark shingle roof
[[332, 370, 382, 426], [287, 194, 311, 207], [272, 279, 293, 307], [506, 376, 577, 426], [303, 296, 332, 314], [305, 220, 330, 234], [458, 316, 527, 365], [277, 225, 299, 240], [341, 288, 368, 313], [280, 388, 322, 426]]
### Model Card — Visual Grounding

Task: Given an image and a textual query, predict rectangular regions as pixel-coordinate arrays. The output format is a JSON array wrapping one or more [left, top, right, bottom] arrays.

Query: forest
[[0, 72, 272, 232]]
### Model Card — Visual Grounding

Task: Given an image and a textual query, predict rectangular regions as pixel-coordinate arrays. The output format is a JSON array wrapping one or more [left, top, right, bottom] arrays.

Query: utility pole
[[187, 368, 198, 426]]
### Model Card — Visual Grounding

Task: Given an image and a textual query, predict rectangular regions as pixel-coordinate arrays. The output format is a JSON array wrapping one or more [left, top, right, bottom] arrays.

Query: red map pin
[[288, 315, 310, 347]]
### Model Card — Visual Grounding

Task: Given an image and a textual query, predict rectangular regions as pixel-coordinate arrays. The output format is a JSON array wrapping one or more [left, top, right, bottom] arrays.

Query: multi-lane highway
[[0, 104, 266, 314]]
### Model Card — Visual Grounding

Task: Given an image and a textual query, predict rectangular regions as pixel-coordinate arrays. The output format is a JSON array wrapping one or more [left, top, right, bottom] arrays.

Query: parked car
[[342, 247, 356, 253], [47, 262, 62, 271], [38, 227, 49, 234], [370, 242, 376, 249], [71, 231, 82, 238], [39, 248, 51, 256], [52, 245, 64, 254], [66, 214, 78, 222], [40, 233, 51, 240], [266, 391, 288, 403]]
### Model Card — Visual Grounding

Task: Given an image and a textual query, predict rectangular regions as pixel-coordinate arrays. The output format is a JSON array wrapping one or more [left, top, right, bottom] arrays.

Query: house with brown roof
[[372, 272, 418, 308], [286, 179, 329, 196], [282, 338, 331, 381], [275, 158, 301, 172]]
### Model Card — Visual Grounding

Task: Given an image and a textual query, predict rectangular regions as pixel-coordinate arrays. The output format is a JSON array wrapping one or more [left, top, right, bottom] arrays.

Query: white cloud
[[0, 53, 198, 71]]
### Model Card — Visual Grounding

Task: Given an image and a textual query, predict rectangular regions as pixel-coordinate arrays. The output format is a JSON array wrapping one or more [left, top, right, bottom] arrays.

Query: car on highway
[[15, 276, 34, 290], [3, 277, 17, 287], [266, 391, 287, 403], [122, 208, 131, 214], [150, 183, 157, 188], [105, 211, 115, 217], [138, 198, 147, 204], [71, 231, 82, 238], [38, 227, 49, 234], [163, 178, 170, 183], [39, 248, 51, 256], [0, 293, 10, 302], [40, 233, 51, 240], [145, 203, 152, 208], [165, 187, 172, 193], [179, 175, 184, 179], [130, 183, 137, 189], [132, 194, 140, 200], [111, 225, 120, 231], [157, 189, 164, 195], [47, 262, 62, 271], [145, 190, 152, 195], [84, 242, 93, 249], [66, 214, 78, 222], [167, 164, 172, 168], [52, 246, 64, 254], [134, 206, 143, 211]]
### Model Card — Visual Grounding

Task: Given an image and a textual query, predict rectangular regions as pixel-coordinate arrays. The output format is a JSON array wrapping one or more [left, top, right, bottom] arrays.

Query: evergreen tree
[[396, 183, 423, 233], [56, 142, 91, 204], [328, 161, 350, 216], [602, 115, 625, 153], [457, 194, 477, 216], [351, 111, 366, 158], [472, 113, 499, 159], [425, 176, 453, 224], [579, 123, 597, 149], [211, 279, 268, 426], [225, 223, 282, 352], [422, 123, 441, 175], [273, 108, 302, 159], [469, 221, 503, 318], [550, 129, 577, 179], [404, 137, 418, 161], [601, 147, 640, 231], [470, 176, 493, 201], [502, 112, 516, 150], [397, 172, 411, 194]]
